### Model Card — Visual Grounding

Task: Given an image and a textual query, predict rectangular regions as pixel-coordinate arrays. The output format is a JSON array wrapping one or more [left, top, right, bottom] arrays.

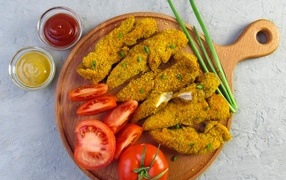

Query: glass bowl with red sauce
[[37, 6, 82, 50]]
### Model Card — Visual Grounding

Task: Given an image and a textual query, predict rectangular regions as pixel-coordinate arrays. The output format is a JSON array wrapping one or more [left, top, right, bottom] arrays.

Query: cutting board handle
[[215, 19, 280, 84]]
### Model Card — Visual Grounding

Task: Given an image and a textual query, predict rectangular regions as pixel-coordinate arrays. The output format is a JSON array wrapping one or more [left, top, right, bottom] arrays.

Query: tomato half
[[118, 144, 169, 180], [114, 124, 143, 160], [69, 83, 108, 101], [77, 95, 117, 116], [74, 119, 116, 170], [104, 100, 138, 134]]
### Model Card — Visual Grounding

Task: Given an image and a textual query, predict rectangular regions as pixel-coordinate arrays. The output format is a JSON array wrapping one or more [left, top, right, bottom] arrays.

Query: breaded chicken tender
[[123, 18, 158, 46], [77, 17, 158, 84], [106, 29, 188, 89], [142, 94, 230, 131], [148, 121, 232, 155], [146, 30, 188, 71], [131, 53, 202, 122], [142, 99, 209, 131]]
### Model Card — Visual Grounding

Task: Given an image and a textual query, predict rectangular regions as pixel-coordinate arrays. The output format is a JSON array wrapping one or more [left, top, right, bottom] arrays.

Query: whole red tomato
[[118, 143, 169, 180]]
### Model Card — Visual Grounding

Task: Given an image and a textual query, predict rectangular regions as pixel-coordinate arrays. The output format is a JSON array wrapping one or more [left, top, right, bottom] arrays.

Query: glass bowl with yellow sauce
[[9, 47, 56, 90]]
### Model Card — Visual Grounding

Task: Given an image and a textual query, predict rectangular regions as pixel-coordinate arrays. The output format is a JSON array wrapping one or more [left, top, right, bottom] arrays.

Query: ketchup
[[43, 13, 80, 48]]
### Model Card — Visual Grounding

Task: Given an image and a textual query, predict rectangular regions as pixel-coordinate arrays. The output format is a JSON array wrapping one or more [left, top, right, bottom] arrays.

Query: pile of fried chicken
[[77, 16, 232, 155]]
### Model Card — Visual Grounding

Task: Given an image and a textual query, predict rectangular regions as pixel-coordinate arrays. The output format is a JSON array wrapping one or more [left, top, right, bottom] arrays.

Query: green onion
[[167, 0, 238, 113], [91, 60, 96, 70], [161, 74, 167, 80], [189, 0, 238, 111], [118, 32, 123, 38], [176, 73, 182, 80], [119, 50, 125, 58], [172, 155, 179, 161], [196, 84, 203, 89], [144, 46, 150, 54], [122, 62, 127, 68], [139, 88, 144, 94], [206, 143, 212, 150], [175, 124, 181, 129], [193, 27, 235, 112], [137, 56, 143, 62], [170, 44, 176, 49]]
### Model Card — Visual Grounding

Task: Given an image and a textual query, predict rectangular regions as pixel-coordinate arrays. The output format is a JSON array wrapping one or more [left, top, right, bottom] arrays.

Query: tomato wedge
[[69, 83, 108, 101], [74, 119, 116, 170], [114, 124, 143, 160], [104, 100, 138, 134], [77, 95, 117, 116]]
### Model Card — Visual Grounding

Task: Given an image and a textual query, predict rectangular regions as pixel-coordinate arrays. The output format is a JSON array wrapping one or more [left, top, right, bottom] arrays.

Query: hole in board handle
[[256, 29, 271, 44]]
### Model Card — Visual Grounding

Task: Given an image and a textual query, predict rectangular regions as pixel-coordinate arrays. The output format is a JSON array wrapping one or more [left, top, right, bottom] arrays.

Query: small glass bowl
[[9, 47, 56, 90], [37, 6, 82, 50]]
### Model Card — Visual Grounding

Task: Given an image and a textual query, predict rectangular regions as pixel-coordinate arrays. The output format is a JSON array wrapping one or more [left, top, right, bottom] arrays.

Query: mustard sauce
[[16, 51, 51, 87]]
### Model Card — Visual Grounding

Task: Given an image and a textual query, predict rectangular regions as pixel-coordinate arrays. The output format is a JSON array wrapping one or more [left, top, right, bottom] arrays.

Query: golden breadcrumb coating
[[207, 94, 231, 121], [196, 72, 221, 98], [106, 44, 150, 89], [115, 71, 157, 102]]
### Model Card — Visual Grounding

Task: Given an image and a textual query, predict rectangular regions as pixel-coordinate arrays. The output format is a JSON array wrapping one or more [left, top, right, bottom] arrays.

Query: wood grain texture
[[55, 12, 279, 180]]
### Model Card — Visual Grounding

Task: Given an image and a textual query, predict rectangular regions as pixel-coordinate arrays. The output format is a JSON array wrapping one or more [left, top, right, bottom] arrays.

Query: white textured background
[[1, 0, 286, 179]]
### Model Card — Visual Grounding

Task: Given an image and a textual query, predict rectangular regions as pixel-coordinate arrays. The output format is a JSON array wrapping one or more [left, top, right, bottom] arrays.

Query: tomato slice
[[114, 124, 143, 160], [69, 83, 108, 101], [74, 119, 116, 170], [104, 100, 138, 134], [77, 95, 117, 116]]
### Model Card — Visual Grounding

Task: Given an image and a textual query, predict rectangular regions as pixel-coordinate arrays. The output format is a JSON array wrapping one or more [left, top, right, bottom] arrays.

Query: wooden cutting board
[[55, 12, 279, 180]]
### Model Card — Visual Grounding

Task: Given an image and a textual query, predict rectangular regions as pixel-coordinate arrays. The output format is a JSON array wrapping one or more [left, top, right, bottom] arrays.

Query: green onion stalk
[[167, 0, 238, 113]]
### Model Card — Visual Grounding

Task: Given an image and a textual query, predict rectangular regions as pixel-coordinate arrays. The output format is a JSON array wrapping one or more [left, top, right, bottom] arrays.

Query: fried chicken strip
[[146, 29, 188, 71], [148, 121, 232, 155], [77, 17, 158, 84], [106, 29, 188, 89], [142, 94, 230, 131]]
